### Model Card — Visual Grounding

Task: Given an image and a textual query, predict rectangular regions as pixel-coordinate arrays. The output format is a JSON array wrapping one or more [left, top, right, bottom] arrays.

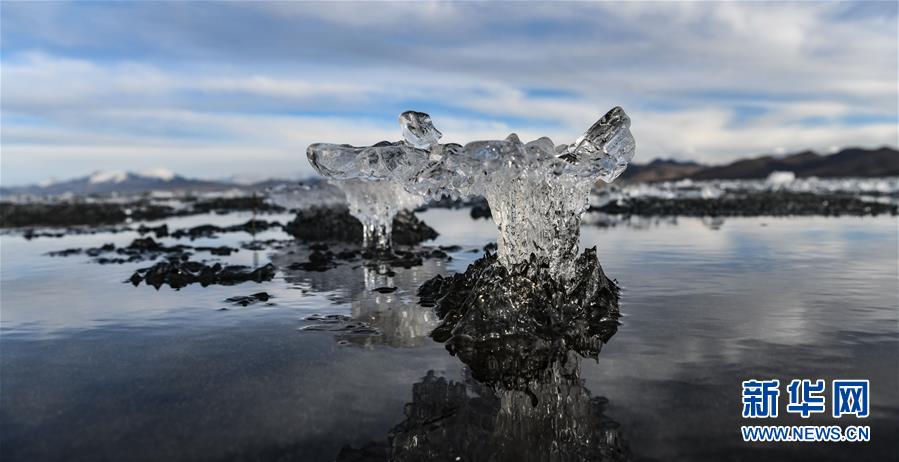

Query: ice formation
[[307, 108, 635, 275], [269, 179, 426, 250], [338, 179, 425, 250]]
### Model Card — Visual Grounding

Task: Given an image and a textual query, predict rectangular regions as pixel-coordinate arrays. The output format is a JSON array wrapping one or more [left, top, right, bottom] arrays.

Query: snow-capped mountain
[[1, 169, 237, 196]]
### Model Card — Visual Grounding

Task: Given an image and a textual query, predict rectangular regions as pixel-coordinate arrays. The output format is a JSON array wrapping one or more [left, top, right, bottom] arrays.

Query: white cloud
[[1, 2, 896, 184]]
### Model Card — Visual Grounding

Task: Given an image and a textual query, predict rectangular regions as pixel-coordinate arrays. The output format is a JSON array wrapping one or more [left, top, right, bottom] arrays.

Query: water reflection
[[272, 243, 447, 347], [338, 330, 628, 461]]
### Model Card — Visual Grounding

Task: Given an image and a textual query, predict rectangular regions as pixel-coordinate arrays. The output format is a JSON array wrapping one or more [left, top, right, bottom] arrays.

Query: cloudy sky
[[1, 1, 896, 185]]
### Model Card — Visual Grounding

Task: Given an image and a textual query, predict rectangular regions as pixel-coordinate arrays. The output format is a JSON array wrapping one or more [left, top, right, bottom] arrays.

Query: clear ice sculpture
[[338, 179, 424, 250], [307, 107, 635, 277]]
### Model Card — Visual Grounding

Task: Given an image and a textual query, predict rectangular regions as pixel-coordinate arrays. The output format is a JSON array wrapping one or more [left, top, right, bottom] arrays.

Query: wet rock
[[287, 249, 339, 272], [130, 261, 276, 289], [128, 237, 165, 251], [469, 201, 492, 220], [171, 224, 221, 240], [184, 196, 284, 215], [284, 206, 437, 246], [12, 225, 135, 240], [49, 236, 239, 264], [241, 239, 290, 251], [391, 210, 439, 246], [595, 191, 899, 217], [86, 244, 119, 257], [194, 246, 238, 256], [137, 224, 169, 238], [128, 272, 143, 286], [419, 248, 619, 388], [283, 207, 360, 242], [225, 291, 273, 306], [47, 247, 83, 257], [105, 238, 191, 263], [23, 230, 67, 239], [0, 201, 176, 228], [169, 220, 282, 240]]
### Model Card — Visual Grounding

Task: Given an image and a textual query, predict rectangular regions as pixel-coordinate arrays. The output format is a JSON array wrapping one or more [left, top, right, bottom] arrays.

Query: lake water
[[1, 209, 897, 461]]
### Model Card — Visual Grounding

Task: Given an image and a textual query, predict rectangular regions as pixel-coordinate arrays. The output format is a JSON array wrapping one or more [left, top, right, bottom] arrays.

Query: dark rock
[[130, 261, 275, 289], [170, 220, 283, 240], [171, 224, 222, 239], [419, 249, 619, 389], [185, 196, 285, 215], [284, 206, 438, 245], [23, 230, 67, 239], [47, 247, 83, 257], [195, 246, 238, 256], [137, 224, 169, 238], [470, 202, 492, 220], [284, 207, 361, 242], [595, 191, 898, 217], [226, 291, 273, 306], [0, 201, 176, 228], [128, 237, 164, 251], [391, 210, 439, 245]]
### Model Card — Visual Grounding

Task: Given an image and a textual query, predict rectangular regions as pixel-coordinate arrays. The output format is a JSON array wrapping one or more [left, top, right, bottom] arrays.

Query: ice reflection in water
[[272, 243, 447, 347], [338, 323, 627, 461]]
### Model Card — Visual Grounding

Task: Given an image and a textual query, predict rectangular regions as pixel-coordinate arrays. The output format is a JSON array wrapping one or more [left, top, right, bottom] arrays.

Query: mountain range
[[0, 169, 299, 197], [2, 147, 896, 196], [619, 146, 898, 183]]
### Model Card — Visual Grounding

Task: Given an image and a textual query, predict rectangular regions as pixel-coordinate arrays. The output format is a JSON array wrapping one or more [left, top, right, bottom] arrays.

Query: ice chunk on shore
[[306, 107, 636, 272]]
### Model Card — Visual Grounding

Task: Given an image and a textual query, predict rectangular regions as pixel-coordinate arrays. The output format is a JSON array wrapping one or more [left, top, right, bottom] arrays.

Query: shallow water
[[1, 210, 897, 461]]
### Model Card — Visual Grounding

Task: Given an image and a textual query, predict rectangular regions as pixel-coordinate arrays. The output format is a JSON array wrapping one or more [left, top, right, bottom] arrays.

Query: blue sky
[[1, 1, 897, 185]]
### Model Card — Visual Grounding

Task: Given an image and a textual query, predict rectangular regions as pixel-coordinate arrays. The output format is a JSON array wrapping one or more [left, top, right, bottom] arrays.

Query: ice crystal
[[307, 107, 635, 274]]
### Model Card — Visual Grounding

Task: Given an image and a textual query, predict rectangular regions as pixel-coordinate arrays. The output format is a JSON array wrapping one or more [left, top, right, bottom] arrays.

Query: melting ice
[[307, 107, 636, 274]]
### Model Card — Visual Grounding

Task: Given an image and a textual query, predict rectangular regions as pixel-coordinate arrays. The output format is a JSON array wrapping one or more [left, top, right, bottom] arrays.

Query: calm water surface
[[2, 210, 897, 461]]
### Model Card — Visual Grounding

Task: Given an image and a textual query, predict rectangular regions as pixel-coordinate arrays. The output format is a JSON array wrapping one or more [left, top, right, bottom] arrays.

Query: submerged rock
[[129, 261, 275, 289], [283, 206, 437, 246], [47, 237, 237, 263], [225, 292, 273, 306]]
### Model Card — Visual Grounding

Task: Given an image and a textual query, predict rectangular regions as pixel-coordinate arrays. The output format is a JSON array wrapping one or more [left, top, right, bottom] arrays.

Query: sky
[[1, 1, 897, 186]]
